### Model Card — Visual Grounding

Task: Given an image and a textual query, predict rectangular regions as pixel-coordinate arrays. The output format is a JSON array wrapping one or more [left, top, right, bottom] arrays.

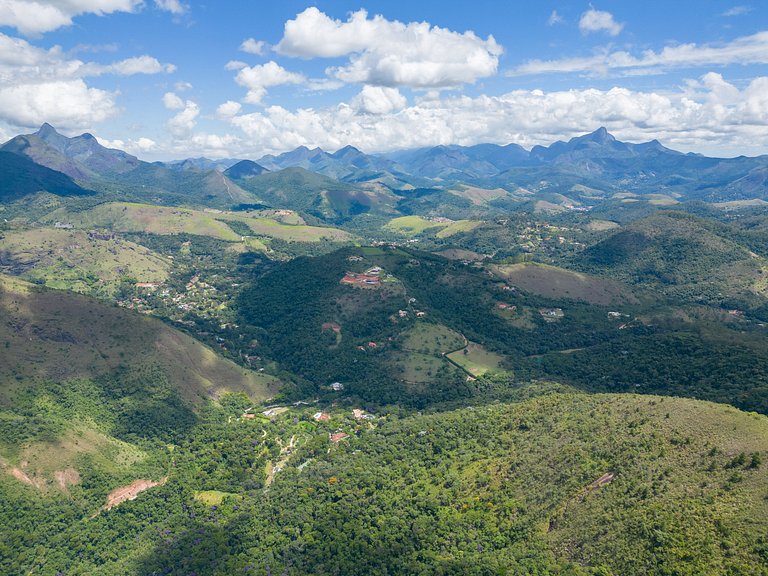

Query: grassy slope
[[0, 273, 279, 499], [0, 274, 278, 405], [44, 202, 352, 244], [493, 262, 638, 306], [384, 215, 482, 237], [0, 228, 170, 296], [578, 211, 768, 304]]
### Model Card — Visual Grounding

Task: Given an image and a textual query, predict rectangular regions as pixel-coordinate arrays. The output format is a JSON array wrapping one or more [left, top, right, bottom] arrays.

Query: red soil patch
[[104, 477, 167, 510], [330, 432, 349, 443], [340, 272, 380, 287], [322, 322, 342, 333], [10, 467, 35, 486]]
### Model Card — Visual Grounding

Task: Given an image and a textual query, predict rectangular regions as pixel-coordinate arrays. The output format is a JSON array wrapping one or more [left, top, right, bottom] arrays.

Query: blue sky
[[1, 1, 767, 159]]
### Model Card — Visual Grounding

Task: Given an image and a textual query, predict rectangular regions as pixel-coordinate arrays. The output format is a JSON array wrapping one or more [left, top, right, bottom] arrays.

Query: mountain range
[[2, 125, 768, 218]]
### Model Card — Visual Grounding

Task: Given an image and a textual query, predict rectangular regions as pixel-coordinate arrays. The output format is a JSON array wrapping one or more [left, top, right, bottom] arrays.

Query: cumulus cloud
[[217, 73, 768, 157], [162, 92, 185, 109], [155, 0, 185, 14], [235, 61, 305, 104], [352, 86, 407, 115], [0, 79, 117, 129], [579, 8, 623, 36], [97, 135, 157, 152], [216, 100, 242, 118], [514, 30, 768, 76], [175, 81, 192, 92], [240, 38, 266, 55], [97, 55, 175, 75], [0, 0, 141, 35], [166, 99, 199, 137], [0, 31, 173, 129], [275, 7, 502, 88]]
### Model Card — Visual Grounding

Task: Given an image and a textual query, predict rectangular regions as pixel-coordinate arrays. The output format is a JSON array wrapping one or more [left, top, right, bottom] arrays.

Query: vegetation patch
[[493, 262, 638, 306]]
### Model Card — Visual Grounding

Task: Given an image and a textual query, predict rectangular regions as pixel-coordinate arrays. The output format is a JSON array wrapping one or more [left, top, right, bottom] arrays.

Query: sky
[[1, 1, 768, 160]]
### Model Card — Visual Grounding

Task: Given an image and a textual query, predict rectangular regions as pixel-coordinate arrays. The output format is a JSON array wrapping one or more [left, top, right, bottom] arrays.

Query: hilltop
[[3, 390, 766, 575], [0, 274, 279, 487]]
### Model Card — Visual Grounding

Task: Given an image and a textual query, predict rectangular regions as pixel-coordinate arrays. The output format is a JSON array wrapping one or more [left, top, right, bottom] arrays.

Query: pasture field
[[447, 342, 505, 376], [44, 202, 353, 245]]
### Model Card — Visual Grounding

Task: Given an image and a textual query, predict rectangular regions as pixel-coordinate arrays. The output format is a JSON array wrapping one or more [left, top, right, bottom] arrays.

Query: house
[[313, 412, 331, 422], [365, 266, 382, 276], [347, 255, 363, 262], [54, 221, 73, 229], [398, 310, 408, 317], [352, 409, 365, 420], [330, 432, 349, 443], [135, 282, 160, 289], [367, 341, 377, 348], [416, 311, 427, 318], [330, 382, 344, 391]]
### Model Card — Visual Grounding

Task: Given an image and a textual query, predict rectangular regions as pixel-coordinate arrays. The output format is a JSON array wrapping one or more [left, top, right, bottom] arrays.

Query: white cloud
[[275, 7, 502, 88], [0, 0, 141, 35], [548, 10, 564, 26], [352, 86, 406, 115], [98, 55, 175, 75], [162, 92, 185, 109], [514, 31, 768, 76], [235, 60, 305, 104], [579, 8, 623, 36], [218, 73, 768, 157], [175, 81, 192, 92], [722, 5, 752, 16], [166, 99, 199, 137], [0, 31, 174, 129], [97, 135, 156, 152], [216, 100, 242, 118], [155, 0, 185, 14], [240, 38, 266, 55], [225, 60, 248, 71], [0, 79, 117, 129]]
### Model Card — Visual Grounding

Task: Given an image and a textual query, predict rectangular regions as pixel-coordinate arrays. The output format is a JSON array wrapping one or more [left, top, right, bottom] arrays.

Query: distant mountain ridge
[[1, 124, 256, 208], [3, 125, 768, 210]]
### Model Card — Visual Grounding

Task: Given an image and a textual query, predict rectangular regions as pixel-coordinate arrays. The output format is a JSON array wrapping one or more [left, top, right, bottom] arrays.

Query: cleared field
[[0, 228, 169, 296], [194, 490, 238, 505], [390, 351, 450, 383], [586, 219, 620, 232], [45, 202, 352, 244], [493, 262, 638, 306], [401, 323, 465, 355], [384, 216, 446, 235], [447, 342, 505, 376], [449, 185, 510, 205], [384, 215, 481, 237], [435, 220, 482, 238]]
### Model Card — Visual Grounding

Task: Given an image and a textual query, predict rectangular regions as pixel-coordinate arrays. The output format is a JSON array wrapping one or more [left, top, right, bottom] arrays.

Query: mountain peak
[[35, 123, 64, 142], [581, 127, 615, 144]]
